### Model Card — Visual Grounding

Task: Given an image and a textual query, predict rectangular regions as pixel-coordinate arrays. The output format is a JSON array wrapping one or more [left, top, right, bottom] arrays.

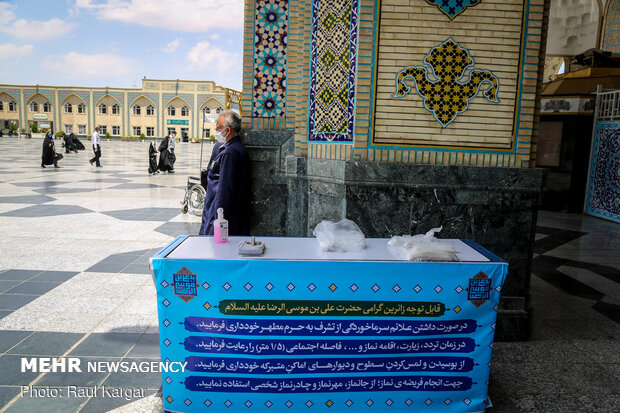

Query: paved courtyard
[[0, 137, 204, 412], [0, 137, 618, 412]]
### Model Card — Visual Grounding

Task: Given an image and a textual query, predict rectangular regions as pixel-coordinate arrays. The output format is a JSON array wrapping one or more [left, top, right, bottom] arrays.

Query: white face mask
[[214, 127, 228, 143]]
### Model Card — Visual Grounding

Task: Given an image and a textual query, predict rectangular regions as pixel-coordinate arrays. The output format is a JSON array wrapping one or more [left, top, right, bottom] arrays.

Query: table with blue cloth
[[150, 236, 507, 413]]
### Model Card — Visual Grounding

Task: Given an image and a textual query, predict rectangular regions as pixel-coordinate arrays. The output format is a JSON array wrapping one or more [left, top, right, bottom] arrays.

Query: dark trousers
[[90, 145, 101, 166]]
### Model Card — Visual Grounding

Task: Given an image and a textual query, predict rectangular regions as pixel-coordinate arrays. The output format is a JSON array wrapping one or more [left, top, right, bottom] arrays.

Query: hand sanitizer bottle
[[214, 207, 229, 244]]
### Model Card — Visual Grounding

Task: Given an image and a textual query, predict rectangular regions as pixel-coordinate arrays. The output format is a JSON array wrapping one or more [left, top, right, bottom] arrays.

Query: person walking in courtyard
[[199, 110, 250, 236], [41, 130, 61, 168], [90, 126, 102, 167], [71, 132, 85, 151], [168, 131, 177, 171], [157, 134, 174, 173], [148, 140, 159, 175], [64, 132, 77, 154]]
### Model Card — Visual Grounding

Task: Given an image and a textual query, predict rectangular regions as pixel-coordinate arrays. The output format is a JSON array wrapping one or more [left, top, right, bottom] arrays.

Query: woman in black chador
[[157, 136, 174, 173], [71, 132, 85, 150], [41, 131, 61, 168], [63, 132, 77, 153], [148, 141, 159, 174]]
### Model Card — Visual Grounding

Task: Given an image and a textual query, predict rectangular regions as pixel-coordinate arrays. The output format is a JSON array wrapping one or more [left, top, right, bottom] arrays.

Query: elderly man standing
[[199, 110, 250, 236]]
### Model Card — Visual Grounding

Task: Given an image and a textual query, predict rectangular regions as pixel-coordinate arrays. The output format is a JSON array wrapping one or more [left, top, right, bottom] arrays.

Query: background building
[[537, 0, 620, 214], [545, 0, 620, 80], [0, 79, 241, 139]]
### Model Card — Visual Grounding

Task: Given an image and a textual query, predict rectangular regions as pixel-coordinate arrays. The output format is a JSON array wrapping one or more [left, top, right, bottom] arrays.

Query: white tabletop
[[163, 236, 491, 263]]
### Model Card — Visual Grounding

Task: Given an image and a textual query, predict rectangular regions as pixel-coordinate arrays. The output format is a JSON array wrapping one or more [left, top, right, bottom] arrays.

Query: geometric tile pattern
[[9, 182, 64, 187], [0, 195, 56, 204], [393, 37, 500, 128], [0, 270, 79, 320], [425, 0, 482, 21], [154, 222, 202, 237], [108, 183, 164, 190], [253, 0, 288, 118], [85, 249, 157, 274], [602, 0, 620, 53], [585, 121, 620, 223], [0, 138, 202, 411], [101, 207, 180, 221], [533, 225, 620, 323], [308, 0, 359, 142], [0, 204, 94, 217], [33, 187, 98, 194]]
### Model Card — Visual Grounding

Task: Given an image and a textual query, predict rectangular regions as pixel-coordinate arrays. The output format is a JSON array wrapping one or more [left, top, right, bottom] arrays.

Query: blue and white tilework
[[253, 0, 288, 118], [308, 0, 359, 142], [425, 0, 483, 21], [585, 121, 620, 223]]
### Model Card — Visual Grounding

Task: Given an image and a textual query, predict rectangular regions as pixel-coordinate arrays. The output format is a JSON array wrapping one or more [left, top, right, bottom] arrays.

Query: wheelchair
[[181, 175, 206, 216]]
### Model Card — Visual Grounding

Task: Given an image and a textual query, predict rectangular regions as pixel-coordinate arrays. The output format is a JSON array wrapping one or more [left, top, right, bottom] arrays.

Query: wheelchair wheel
[[188, 185, 206, 216], [181, 203, 188, 214]]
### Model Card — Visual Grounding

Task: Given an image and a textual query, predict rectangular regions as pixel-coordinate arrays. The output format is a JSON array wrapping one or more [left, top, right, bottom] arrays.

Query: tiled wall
[[242, 0, 550, 167], [307, 0, 359, 142], [602, 0, 620, 52], [248, 0, 289, 125], [585, 120, 620, 223]]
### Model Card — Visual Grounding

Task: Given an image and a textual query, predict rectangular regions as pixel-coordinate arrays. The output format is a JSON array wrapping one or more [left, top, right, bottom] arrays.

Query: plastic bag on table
[[388, 226, 458, 261], [313, 219, 367, 252]]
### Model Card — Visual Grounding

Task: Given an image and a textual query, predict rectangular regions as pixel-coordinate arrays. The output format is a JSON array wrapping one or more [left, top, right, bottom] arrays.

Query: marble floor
[[0, 137, 205, 412], [0, 137, 618, 412]]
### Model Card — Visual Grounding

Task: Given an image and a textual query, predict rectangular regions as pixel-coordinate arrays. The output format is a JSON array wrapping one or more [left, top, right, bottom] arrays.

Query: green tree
[[105, 131, 111, 139], [30, 122, 39, 133]]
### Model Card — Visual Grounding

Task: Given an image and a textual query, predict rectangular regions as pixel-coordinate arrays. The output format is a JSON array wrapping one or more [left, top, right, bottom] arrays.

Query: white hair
[[219, 110, 241, 134]]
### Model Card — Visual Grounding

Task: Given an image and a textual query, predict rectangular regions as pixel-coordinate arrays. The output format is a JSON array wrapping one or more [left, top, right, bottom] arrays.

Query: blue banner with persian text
[[151, 239, 507, 412]]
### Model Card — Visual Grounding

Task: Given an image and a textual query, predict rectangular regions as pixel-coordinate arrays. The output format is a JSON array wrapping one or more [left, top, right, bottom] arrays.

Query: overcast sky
[[0, 0, 244, 90]]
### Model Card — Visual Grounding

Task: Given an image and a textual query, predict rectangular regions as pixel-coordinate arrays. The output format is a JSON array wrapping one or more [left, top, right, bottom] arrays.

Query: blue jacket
[[199, 136, 250, 236]]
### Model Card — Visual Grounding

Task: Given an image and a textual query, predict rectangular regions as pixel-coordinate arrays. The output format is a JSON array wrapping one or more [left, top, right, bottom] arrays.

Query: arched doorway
[[26, 93, 54, 133]]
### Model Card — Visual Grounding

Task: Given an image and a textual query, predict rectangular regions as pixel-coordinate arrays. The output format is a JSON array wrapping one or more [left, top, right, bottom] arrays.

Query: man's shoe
[[96, 165, 103, 168], [54, 165, 61, 168], [169, 170, 175, 174], [89, 160, 94, 165], [41, 164, 46, 168]]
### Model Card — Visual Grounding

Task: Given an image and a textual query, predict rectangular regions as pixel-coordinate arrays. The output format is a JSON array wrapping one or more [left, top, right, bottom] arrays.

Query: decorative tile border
[[585, 121, 620, 223], [363, 0, 544, 167], [393, 37, 500, 128], [425, 0, 483, 21], [0, 88, 22, 105], [308, 0, 359, 142], [252, 0, 289, 118], [602, 0, 620, 53]]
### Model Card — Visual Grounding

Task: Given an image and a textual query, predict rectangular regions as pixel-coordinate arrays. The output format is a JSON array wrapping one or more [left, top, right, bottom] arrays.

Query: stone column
[[243, 130, 545, 340]]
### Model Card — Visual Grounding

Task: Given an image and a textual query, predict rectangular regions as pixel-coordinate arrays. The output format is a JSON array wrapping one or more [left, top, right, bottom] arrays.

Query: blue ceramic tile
[[0, 294, 37, 311], [7, 332, 84, 356], [0, 270, 43, 281], [69, 333, 142, 357], [0, 330, 33, 353]]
